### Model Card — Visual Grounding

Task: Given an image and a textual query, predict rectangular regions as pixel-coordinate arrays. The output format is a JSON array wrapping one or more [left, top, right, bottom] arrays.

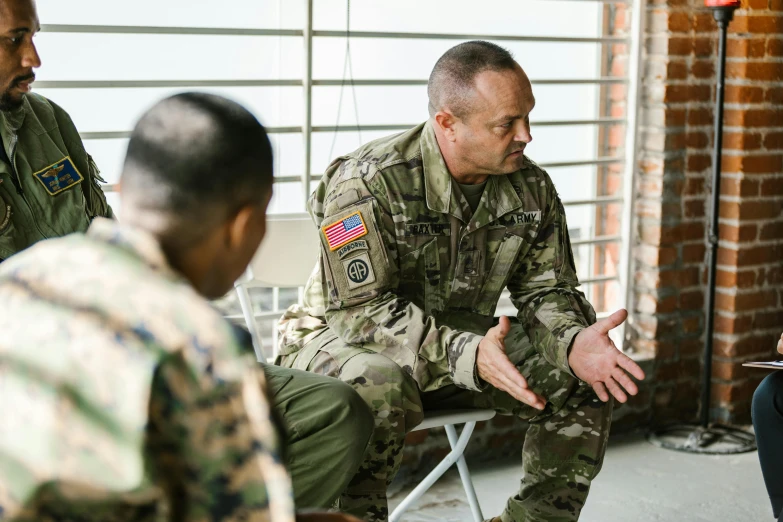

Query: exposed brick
[[760, 177, 783, 195], [683, 243, 706, 263], [764, 132, 783, 150], [716, 268, 757, 288], [719, 177, 760, 198], [723, 131, 762, 150], [688, 108, 713, 126], [725, 108, 783, 127], [720, 199, 781, 220], [726, 61, 783, 82], [688, 153, 712, 172], [716, 289, 779, 312], [712, 360, 755, 381], [768, 37, 783, 57], [719, 223, 758, 242], [724, 85, 765, 104], [679, 289, 705, 310], [730, 14, 783, 34], [712, 380, 761, 405], [759, 221, 783, 240], [714, 333, 780, 357], [685, 199, 705, 218], [721, 153, 783, 174], [714, 313, 754, 335], [726, 37, 767, 58]]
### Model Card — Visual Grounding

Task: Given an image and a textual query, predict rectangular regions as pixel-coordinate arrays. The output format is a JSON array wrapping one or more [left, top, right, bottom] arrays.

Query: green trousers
[[278, 321, 613, 522], [263, 364, 375, 510]]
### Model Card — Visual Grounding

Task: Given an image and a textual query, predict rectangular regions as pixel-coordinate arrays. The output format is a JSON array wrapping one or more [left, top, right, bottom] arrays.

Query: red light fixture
[[704, 0, 740, 7]]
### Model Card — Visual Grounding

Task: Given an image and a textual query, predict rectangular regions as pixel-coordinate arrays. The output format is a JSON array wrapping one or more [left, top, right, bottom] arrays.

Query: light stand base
[[647, 423, 756, 454]]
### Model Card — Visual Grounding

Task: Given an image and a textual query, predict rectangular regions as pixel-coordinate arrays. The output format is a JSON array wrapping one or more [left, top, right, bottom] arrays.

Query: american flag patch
[[322, 211, 369, 251]]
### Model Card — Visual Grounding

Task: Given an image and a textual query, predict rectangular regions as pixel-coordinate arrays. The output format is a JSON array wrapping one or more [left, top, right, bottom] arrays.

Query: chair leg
[[445, 424, 484, 522], [389, 421, 478, 522], [234, 281, 267, 362]]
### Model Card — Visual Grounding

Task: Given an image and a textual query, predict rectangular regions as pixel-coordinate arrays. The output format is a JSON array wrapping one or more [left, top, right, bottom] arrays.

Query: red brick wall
[[628, 0, 783, 425]]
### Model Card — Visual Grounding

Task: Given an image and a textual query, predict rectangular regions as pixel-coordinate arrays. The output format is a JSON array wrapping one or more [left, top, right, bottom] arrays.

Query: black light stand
[[646, 2, 757, 454]]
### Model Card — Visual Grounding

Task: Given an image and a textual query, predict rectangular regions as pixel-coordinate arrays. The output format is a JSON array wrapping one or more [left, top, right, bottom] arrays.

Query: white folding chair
[[233, 214, 320, 362], [235, 215, 496, 521], [390, 408, 496, 522]]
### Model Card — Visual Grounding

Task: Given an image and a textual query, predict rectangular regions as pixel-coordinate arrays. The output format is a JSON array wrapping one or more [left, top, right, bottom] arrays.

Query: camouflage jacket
[[0, 93, 114, 261], [0, 219, 294, 522], [280, 121, 596, 393]]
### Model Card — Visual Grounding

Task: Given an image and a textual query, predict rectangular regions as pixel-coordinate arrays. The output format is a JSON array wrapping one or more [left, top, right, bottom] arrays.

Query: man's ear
[[225, 205, 256, 250], [434, 110, 459, 142]]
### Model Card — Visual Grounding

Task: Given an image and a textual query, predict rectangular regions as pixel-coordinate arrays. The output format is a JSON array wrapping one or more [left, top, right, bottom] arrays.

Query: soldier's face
[[211, 188, 272, 298], [455, 66, 534, 175], [0, 0, 40, 111]]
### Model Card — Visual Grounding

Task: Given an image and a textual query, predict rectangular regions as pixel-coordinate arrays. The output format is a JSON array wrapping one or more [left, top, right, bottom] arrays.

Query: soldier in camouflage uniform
[[0, 93, 368, 522], [277, 41, 646, 521], [0, 0, 114, 262]]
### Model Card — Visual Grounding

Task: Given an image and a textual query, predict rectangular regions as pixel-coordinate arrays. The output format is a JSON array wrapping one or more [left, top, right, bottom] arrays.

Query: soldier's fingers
[[616, 353, 646, 381], [612, 367, 639, 396], [592, 382, 610, 402], [493, 369, 544, 409], [604, 376, 628, 403], [593, 308, 628, 334], [488, 316, 511, 345]]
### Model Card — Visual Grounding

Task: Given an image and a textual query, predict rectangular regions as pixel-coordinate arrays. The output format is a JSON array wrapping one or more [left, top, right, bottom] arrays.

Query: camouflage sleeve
[[310, 158, 484, 393], [85, 154, 115, 220], [145, 352, 294, 521], [507, 179, 597, 376]]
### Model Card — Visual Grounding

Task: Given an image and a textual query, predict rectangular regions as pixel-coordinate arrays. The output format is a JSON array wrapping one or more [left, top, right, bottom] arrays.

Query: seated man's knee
[[328, 378, 375, 450], [753, 372, 783, 423], [343, 354, 423, 429]]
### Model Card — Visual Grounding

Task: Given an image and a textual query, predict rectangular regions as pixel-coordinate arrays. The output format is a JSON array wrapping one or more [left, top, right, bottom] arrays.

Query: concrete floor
[[388, 433, 772, 522]]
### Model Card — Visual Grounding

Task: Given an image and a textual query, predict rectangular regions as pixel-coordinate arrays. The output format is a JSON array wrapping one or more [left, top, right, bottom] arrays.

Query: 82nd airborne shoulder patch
[[33, 157, 84, 196]]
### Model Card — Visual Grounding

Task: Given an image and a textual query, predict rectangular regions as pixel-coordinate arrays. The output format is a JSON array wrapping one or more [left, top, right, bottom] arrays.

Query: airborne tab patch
[[322, 211, 369, 251], [33, 156, 84, 196], [337, 239, 369, 259]]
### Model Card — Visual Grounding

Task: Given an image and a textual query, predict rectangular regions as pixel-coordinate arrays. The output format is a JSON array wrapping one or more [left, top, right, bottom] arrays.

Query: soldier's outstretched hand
[[477, 316, 547, 410], [777, 331, 782, 355], [568, 309, 646, 403]]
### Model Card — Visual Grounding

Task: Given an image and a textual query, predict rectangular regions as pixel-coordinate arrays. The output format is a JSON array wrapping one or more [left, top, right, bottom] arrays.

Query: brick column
[[629, 0, 783, 425], [710, 0, 783, 422]]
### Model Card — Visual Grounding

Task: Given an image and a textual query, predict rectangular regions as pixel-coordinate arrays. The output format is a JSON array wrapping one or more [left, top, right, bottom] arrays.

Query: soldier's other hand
[[777, 332, 783, 355], [296, 511, 363, 522], [568, 309, 646, 403], [477, 316, 546, 410]]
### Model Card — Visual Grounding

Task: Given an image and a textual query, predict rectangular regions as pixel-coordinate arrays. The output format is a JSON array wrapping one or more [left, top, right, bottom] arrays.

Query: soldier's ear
[[434, 110, 458, 142]]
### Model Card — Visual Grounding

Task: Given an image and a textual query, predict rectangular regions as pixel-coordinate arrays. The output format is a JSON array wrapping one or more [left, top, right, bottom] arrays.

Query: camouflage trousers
[[277, 320, 613, 522]]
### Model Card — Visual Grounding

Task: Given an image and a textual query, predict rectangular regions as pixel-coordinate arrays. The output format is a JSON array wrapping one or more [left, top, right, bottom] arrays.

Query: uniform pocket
[[399, 237, 443, 315], [475, 234, 524, 315]]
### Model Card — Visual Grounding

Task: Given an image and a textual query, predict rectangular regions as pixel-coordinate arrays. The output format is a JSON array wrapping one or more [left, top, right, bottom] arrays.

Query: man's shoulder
[[341, 123, 427, 180]]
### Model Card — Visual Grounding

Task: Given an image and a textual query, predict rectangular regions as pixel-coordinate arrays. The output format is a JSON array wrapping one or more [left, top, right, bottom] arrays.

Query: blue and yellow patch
[[33, 157, 83, 196]]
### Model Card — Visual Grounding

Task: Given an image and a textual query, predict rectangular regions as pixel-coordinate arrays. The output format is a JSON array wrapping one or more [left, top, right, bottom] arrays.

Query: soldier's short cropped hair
[[428, 41, 517, 119], [121, 92, 273, 234]]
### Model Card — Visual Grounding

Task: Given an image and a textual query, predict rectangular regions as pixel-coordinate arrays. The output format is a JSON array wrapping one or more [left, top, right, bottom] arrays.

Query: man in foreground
[[278, 41, 645, 521], [0, 0, 113, 261], [0, 93, 370, 521]]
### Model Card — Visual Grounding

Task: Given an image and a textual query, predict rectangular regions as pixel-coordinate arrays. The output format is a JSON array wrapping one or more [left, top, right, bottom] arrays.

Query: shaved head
[[428, 41, 518, 119], [121, 92, 273, 248]]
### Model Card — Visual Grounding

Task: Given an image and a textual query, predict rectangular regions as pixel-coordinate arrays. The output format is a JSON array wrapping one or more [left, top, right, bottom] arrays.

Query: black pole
[[700, 7, 734, 429]]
